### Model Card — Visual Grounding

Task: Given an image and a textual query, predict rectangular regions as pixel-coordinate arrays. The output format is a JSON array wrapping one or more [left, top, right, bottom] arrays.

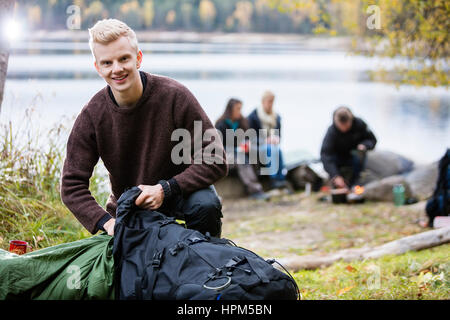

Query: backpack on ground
[[426, 149, 450, 227], [112, 186, 300, 300]]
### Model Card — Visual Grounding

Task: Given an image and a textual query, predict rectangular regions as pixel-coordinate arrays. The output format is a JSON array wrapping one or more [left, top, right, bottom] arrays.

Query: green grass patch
[[0, 111, 109, 251], [295, 244, 450, 300]]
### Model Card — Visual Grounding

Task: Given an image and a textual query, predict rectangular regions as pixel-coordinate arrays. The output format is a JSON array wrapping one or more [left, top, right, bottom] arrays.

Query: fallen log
[[276, 226, 450, 272]]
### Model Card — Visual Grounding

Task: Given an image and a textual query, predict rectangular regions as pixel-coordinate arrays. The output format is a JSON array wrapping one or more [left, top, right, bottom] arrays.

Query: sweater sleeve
[[60, 108, 111, 234], [320, 127, 339, 179], [171, 88, 228, 195], [359, 120, 377, 150]]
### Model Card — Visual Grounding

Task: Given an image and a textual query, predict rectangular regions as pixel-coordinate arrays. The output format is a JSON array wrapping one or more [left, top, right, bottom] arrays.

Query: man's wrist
[[158, 180, 171, 200], [96, 213, 112, 232], [168, 178, 181, 196]]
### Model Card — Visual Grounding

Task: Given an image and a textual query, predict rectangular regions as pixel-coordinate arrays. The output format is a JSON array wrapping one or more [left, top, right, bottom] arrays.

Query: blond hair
[[262, 90, 275, 101], [88, 19, 139, 59]]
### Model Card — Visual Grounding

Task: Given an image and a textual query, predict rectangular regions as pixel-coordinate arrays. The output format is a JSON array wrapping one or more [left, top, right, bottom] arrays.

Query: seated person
[[215, 98, 270, 200], [247, 91, 287, 190], [320, 106, 377, 190]]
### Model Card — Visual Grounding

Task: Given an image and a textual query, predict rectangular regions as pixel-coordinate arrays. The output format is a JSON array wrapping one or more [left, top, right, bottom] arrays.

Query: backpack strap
[[246, 257, 270, 284], [146, 248, 165, 299], [134, 277, 143, 300], [135, 226, 166, 300]]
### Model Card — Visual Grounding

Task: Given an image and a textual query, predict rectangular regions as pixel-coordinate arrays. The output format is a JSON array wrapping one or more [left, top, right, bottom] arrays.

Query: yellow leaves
[[119, 0, 140, 15], [166, 10, 176, 26], [412, 271, 445, 289], [345, 265, 357, 273], [85, 1, 104, 16], [337, 286, 355, 296], [233, 1, 254, 29], [143, 0, 155, 28], [199, 0, 217, 24]]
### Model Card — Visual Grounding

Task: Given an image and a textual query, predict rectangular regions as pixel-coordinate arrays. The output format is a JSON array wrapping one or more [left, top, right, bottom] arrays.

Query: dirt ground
[[221, 191, 427, 259]]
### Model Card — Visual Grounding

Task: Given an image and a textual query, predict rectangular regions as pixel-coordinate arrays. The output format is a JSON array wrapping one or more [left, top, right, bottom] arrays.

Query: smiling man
[[60, 19, 227, 237]]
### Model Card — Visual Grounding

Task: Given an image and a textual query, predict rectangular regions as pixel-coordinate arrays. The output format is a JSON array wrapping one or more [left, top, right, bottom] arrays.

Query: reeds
[[0, 107, 109, 250]]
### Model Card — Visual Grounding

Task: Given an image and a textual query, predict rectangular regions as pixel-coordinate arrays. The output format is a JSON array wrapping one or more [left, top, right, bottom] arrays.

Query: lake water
[[2, 41, 449, 165]]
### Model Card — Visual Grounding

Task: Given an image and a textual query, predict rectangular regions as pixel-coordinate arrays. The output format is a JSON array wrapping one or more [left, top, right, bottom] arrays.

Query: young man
[[60, 19, 227, 237], [320, 106, 377, 189], [247, 90, 287, 189]]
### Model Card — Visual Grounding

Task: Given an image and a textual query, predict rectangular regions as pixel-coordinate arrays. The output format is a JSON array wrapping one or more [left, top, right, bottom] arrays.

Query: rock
[[363, 162, 438, 202], [360, 150, 415, 185], [405, 162, 438, 200], [363, 175, 413, 202]]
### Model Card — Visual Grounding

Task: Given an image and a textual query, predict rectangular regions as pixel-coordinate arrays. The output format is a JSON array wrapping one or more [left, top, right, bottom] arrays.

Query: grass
[[0, 108, 107, 251], [294, 244, 450, 300], [0, 107, 448, 299], [221, 192, 449, 299]]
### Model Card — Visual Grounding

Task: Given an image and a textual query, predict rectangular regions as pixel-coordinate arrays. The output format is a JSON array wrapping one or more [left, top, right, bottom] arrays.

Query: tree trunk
[[276, 226, 450, 272], [0, 0, 16, 113]]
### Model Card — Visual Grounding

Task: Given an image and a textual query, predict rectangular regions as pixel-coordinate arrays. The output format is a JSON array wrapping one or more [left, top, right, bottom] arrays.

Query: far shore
[[22, 29, 353, 49]]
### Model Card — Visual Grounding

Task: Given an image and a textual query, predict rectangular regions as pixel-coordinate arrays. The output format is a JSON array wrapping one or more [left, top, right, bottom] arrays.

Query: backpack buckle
[[152, 250, 163, 268], [188, 237, 202, 244]]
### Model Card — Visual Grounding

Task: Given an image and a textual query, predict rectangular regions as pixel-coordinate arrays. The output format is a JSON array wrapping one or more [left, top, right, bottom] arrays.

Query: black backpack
[[426, 149, 450, 227], [112, 186, 299, 300]]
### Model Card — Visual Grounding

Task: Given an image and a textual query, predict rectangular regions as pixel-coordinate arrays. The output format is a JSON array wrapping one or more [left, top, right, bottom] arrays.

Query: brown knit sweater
[[60, 72, 228, 234]]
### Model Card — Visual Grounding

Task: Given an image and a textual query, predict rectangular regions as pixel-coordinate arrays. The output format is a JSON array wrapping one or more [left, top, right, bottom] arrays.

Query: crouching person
[[320, 106, 377, 190], [60, 19, 227, 238]]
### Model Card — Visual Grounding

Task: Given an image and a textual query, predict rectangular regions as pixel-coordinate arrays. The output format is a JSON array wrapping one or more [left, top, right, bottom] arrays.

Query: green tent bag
[[0, 233, 115, 300]]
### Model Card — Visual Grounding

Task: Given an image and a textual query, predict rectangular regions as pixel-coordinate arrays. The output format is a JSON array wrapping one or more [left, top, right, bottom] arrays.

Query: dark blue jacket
[[320, 117, 377, 178]]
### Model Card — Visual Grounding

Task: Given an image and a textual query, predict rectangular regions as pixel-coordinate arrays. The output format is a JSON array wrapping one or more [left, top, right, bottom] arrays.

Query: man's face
[[335, 120, 352, 133], [93, 36, 142, 93], [262, 96, 274, 114]]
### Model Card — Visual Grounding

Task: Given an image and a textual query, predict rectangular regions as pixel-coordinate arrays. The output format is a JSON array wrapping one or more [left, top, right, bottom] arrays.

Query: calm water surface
[[2, 41, 449, 165]]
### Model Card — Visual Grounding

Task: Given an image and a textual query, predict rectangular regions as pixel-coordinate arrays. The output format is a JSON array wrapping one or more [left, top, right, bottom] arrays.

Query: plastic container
[[392, 184, 405, 206]]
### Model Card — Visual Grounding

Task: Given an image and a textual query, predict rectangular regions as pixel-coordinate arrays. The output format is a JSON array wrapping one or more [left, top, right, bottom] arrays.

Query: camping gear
[[9, 240, 31, 255], [426, 149, 450, 227], [347, 185, 365, 204], [0, 234, 115, 300], [331, 186, 365, 204], [113, 186, 300, 300], [433, 216, 450, 229], [331, 188, 348, 204], [393, 184, 406, 206]]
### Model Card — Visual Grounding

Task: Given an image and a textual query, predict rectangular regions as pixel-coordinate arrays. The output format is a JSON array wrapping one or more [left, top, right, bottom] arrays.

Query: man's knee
[[183, 186, 223, 237]]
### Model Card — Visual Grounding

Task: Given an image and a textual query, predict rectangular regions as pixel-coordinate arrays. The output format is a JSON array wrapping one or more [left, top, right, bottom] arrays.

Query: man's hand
[[103, 218, 116, 236], [135, 184, 164, 210], [333, 175, 348, 190], [357, 144, 367, 152]]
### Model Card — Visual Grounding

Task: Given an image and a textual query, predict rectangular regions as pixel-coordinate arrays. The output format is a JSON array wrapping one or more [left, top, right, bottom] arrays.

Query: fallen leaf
[[337, 286, 355, 296], [420, 259, 435, 271], [345, 265, 357, 272]]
